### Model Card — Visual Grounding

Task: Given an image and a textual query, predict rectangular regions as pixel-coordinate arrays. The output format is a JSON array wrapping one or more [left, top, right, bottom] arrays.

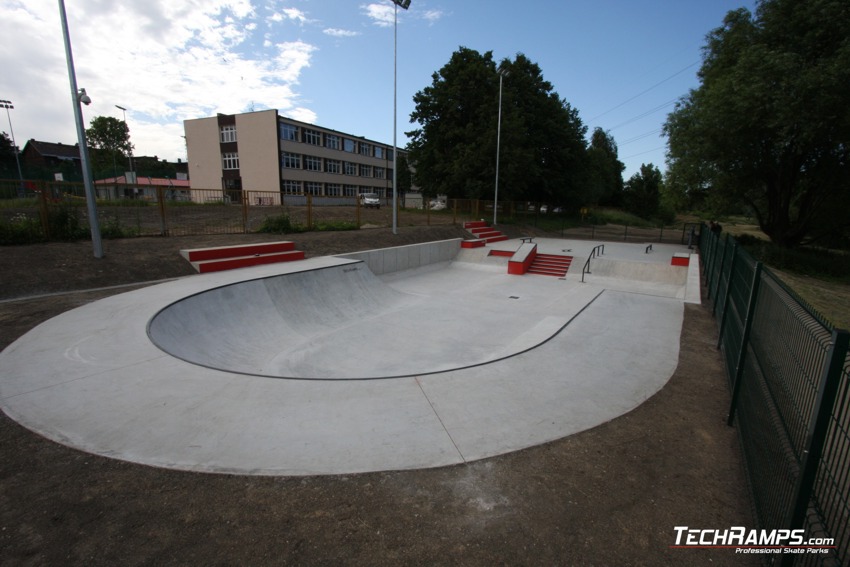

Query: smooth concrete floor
[[0, 238, 700, 476]]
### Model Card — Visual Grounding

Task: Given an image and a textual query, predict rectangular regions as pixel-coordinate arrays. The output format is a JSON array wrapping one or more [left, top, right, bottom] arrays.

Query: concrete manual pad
[[0, 240, 689, 476]]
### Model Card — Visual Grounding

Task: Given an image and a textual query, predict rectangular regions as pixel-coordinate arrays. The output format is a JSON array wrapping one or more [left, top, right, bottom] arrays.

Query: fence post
[[727, 261, 763, 426], [716, 243, 738, 349], [306, 193, 313, 230], [156, 186, 168, 236], [242, 191, 249, 233], [783, 328, 850, 563], [708, 237, 729, 304], [38, 181, 50, 240]]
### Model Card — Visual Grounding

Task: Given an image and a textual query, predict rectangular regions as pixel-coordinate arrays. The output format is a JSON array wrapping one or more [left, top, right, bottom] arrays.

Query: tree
[[85, 116, 133, 179], [407, 47, 588, 208], [624, 163, 663, 220], [0, 132, 17, 179], [586, 128, 624, 207], [664, 0, 850, 247]]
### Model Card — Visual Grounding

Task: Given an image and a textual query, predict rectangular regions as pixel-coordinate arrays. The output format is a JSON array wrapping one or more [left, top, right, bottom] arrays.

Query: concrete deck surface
[[0, 238, 699, 476]]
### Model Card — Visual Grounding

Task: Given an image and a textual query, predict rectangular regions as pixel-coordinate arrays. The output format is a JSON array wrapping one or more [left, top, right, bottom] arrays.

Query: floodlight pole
[[115, 105, 134, 178], [391, 0, 410, 235], [0, 100, 25, 196], [59, 0, 103, 258], [494, 67, 508, 226]]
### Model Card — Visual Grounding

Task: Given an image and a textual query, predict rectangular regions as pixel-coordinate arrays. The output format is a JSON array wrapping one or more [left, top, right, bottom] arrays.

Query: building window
[[343, 139, 355, 152], [359, 164, 372, 177], [325, 134, 340, 150], [359, 142, 372, 156], [374, 187, 386, 199], [303, 129, 321, 145], [326, 159, 341, 174], [222, 152, 239, 170], [305, 182, 322, 196], [283, 180, 301, 194], [344, 161, 357, 176], [220, 125, 237, 143], [280, 123, 298, 141], [282, 152, 301, 169], [326, 183, 342, 196], [374, 146, 384, 159], [387, 148, 394, 161], [305, 155, 322, 172], [344, 184, 358, 197], [374, 167, 385, 179]]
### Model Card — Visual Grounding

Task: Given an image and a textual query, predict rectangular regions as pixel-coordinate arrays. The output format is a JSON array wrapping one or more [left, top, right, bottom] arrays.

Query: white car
[[359, 193, 381, 209]]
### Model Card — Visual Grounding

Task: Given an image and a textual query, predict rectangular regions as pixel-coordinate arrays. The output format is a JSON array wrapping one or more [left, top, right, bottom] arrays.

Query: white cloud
[[323, 28, 360, 38], [421, 9, 443, 24], [362, 3, 396, 27], [1, 1, 317, 162], [281, 7, 309, 24]]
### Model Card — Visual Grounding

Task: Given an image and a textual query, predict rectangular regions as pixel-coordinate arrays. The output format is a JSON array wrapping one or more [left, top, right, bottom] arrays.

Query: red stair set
[[180, 241, 305, 273], [462, 220, 509, 244]]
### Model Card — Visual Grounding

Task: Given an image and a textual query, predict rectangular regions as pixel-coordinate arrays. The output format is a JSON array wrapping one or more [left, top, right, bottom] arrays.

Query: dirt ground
[[0, 225, 758, 566]]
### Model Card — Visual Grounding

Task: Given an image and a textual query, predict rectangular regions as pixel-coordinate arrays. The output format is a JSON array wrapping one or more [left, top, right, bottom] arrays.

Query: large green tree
[[407, 47, 588, 208], [85, 116, 133, 179], [624, 163, 663, 220], [664, 0, 850, 247], [586, 128, 625, 207]]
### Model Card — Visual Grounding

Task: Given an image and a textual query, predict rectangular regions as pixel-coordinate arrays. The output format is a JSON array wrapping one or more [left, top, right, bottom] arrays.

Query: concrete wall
[[236, 110, 280, 193], [184, 116, 221, 191], [340, 238, 462, 275]]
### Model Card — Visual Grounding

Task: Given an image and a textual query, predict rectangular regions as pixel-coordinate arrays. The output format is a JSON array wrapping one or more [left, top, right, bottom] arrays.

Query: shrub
[[258, 214, 296, 234]]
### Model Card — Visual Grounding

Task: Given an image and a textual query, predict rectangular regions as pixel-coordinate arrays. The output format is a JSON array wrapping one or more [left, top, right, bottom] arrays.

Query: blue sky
[[2, 0, 755, 180]]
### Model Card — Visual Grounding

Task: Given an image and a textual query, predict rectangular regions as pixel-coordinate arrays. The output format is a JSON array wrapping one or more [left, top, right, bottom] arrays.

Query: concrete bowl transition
[[0, 237, 700, 476]]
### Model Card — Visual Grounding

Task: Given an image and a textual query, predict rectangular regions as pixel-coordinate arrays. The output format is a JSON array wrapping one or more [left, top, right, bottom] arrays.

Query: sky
[[1, 0, 756, 180]]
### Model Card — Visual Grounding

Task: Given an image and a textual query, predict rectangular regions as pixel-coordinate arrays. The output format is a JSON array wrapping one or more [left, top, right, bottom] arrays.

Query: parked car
[[359, 192, 381, 209]]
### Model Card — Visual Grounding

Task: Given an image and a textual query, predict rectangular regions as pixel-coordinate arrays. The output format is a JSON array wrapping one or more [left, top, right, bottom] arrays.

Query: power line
[[621, 145, 666, 160], [608, 98, 678, 131], [619, 128, 663, 146], [589, 60, 698, 123]]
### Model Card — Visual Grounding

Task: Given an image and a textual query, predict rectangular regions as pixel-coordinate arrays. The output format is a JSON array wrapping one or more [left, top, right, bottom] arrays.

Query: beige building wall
[[236, 110, 280, 193], [183, 117, 221, 192]]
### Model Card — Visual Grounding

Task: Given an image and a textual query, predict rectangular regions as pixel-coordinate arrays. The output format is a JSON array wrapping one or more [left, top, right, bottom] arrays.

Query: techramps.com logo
[[670, 526, 835, 556]]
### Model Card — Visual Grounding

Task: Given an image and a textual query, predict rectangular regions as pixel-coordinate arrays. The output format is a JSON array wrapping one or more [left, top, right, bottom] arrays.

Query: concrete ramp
[[148, 260, 602, 380]]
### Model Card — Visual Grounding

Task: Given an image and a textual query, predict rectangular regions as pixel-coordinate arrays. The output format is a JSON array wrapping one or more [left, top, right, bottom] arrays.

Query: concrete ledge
[[508, 243, 537, 275], [340, 238, 462, 275]]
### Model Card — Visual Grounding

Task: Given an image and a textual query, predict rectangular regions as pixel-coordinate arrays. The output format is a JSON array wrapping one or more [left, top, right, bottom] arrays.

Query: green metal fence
[[701, 227, 849, 566]]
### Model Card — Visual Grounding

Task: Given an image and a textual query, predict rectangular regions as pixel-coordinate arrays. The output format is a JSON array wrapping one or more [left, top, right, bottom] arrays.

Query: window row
[[281, 181, 387, 198], [279, 122, 392, 160], [281, 152, 387, 178]]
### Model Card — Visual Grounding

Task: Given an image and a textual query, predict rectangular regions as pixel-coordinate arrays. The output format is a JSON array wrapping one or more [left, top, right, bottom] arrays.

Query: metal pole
[[391, 2, 398, 235], [494, 71, 504, 226], [0, 101, 25, 195], [116, 105, 133, 178], [58, 0, 103, 258]]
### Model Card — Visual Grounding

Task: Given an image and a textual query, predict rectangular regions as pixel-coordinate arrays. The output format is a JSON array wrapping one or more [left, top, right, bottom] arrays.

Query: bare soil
[[0, 225, 758, 566]]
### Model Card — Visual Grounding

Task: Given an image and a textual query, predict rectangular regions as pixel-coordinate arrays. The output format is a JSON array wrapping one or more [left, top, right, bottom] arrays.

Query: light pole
[[58, 0, 103, 258], [390, 0, 410, 235], [494, 67, 508, 226], [0, 100, 25, 196], [115, 104, 134, 180]]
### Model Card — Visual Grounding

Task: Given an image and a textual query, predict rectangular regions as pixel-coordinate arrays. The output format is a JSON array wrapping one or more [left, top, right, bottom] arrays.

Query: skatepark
[[0, 237, 700, 476]]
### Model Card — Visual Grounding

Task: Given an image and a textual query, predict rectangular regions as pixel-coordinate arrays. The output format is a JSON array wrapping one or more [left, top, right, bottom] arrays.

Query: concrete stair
[[527, 253, 573, 277], [463, 220, 509, 244], [180, 241, 305, 273]]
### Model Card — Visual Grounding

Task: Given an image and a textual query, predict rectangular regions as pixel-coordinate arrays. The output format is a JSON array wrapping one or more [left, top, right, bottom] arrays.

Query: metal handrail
[[581, 244, 605, 283]]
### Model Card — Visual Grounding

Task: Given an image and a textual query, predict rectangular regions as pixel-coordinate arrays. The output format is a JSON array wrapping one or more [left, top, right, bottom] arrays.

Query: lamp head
[[78, 88, 91, 106]]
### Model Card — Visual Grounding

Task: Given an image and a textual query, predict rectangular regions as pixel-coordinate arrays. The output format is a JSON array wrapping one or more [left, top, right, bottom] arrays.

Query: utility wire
[[589, 60, 698, 122]]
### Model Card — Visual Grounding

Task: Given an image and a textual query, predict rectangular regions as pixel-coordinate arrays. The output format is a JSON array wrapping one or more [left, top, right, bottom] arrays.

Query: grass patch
[[257, 214, 359, 234]]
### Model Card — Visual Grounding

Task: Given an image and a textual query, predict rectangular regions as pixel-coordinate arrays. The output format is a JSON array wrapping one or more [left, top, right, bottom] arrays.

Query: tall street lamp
[[115, 104, 134, 180], [58, 0, 103, 258], [494, 67, 508, 226], [0, 99, 25, 195], [390, 0, 410, 235]]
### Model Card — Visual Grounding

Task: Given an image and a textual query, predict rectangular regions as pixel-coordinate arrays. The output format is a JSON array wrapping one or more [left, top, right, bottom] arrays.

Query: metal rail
[[581, 244, 605, 283]]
